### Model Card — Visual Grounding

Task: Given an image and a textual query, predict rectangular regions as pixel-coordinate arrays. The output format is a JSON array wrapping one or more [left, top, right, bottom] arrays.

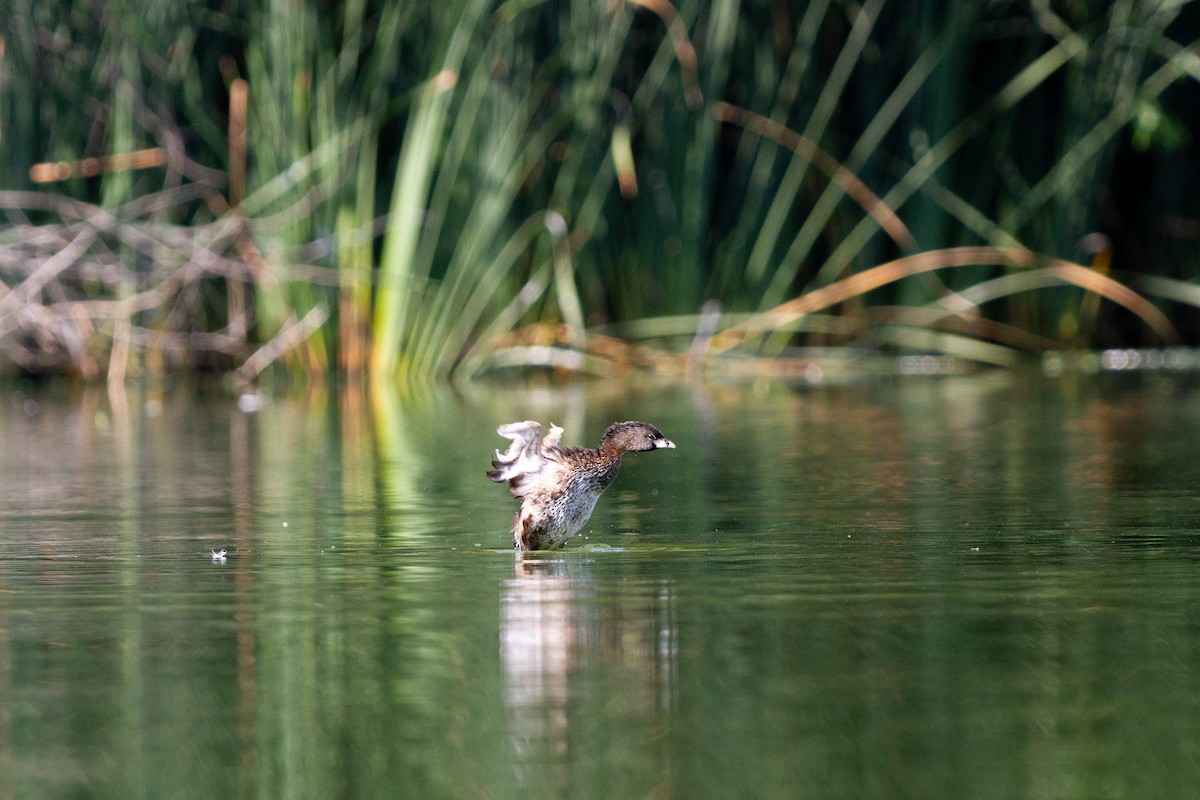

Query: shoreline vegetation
[[2, 0, 1198, 385]]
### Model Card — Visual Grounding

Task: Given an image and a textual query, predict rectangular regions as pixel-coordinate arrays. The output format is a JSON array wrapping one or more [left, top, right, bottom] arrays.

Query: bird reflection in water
[[498, 552, 678, 790], [499, 553, 591, 777]]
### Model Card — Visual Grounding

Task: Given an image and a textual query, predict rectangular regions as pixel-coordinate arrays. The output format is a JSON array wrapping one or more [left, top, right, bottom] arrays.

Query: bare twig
[[235, 304, 329, 385], [0, 184, 341, 377], [0, 226, 99, 322]]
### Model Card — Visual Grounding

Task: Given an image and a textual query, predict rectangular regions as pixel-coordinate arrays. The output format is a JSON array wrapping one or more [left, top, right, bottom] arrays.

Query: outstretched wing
[[486, 420, 565, 497]]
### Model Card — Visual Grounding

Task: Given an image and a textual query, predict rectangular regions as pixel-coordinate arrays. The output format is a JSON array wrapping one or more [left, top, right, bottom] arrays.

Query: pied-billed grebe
[[487, 420, 676, 550]]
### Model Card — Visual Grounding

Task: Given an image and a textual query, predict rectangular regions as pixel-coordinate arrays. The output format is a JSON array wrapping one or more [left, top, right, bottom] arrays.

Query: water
[[2, 373, 1200, 799]]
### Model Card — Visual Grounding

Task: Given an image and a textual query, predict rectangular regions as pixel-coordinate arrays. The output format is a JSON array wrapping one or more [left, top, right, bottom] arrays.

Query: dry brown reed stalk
[[28, 148, 168, 183], [710, 101, 916, 252], [228, 79, 249, 209], [0, 188, 329, 379], [864, 306, 1062, 353], [482, 322, 685, 376], [706, 246, 1179, 355], [626, 0, 703, 110]]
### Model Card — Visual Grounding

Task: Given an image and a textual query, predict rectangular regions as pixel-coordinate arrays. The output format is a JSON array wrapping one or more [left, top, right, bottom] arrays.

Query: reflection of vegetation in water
[[3, 2, 1199, 380], [5, 378, 1200, 795]]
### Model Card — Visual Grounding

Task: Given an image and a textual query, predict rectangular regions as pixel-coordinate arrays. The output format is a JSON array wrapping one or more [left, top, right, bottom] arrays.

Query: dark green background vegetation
[[3, 0, 1199, 379]]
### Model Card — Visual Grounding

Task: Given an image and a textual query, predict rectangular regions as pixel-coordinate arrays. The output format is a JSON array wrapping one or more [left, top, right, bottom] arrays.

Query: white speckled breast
[[514, 454, 620, 549]]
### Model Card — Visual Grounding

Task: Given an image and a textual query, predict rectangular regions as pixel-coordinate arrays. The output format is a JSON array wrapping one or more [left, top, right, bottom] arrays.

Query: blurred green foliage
[[2, 0, 1199, 378]]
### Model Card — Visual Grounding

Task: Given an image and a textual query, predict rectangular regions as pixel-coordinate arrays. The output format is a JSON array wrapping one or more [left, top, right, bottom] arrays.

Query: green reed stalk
[[710, 0, 830, 303], [370, 2, 487, 377], [761, 5, 973, 313]]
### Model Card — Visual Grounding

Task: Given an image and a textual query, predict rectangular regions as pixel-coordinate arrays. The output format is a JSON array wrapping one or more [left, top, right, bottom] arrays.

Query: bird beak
[[655, 438, 676, 449]]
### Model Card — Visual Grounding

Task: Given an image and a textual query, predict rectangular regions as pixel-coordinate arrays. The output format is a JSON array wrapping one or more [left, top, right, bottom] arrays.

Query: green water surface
[[1, 373, 1199, 799]]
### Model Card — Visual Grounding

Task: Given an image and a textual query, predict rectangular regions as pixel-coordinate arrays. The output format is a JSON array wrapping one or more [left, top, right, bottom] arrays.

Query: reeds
[[2, 0, 1198, 382]]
